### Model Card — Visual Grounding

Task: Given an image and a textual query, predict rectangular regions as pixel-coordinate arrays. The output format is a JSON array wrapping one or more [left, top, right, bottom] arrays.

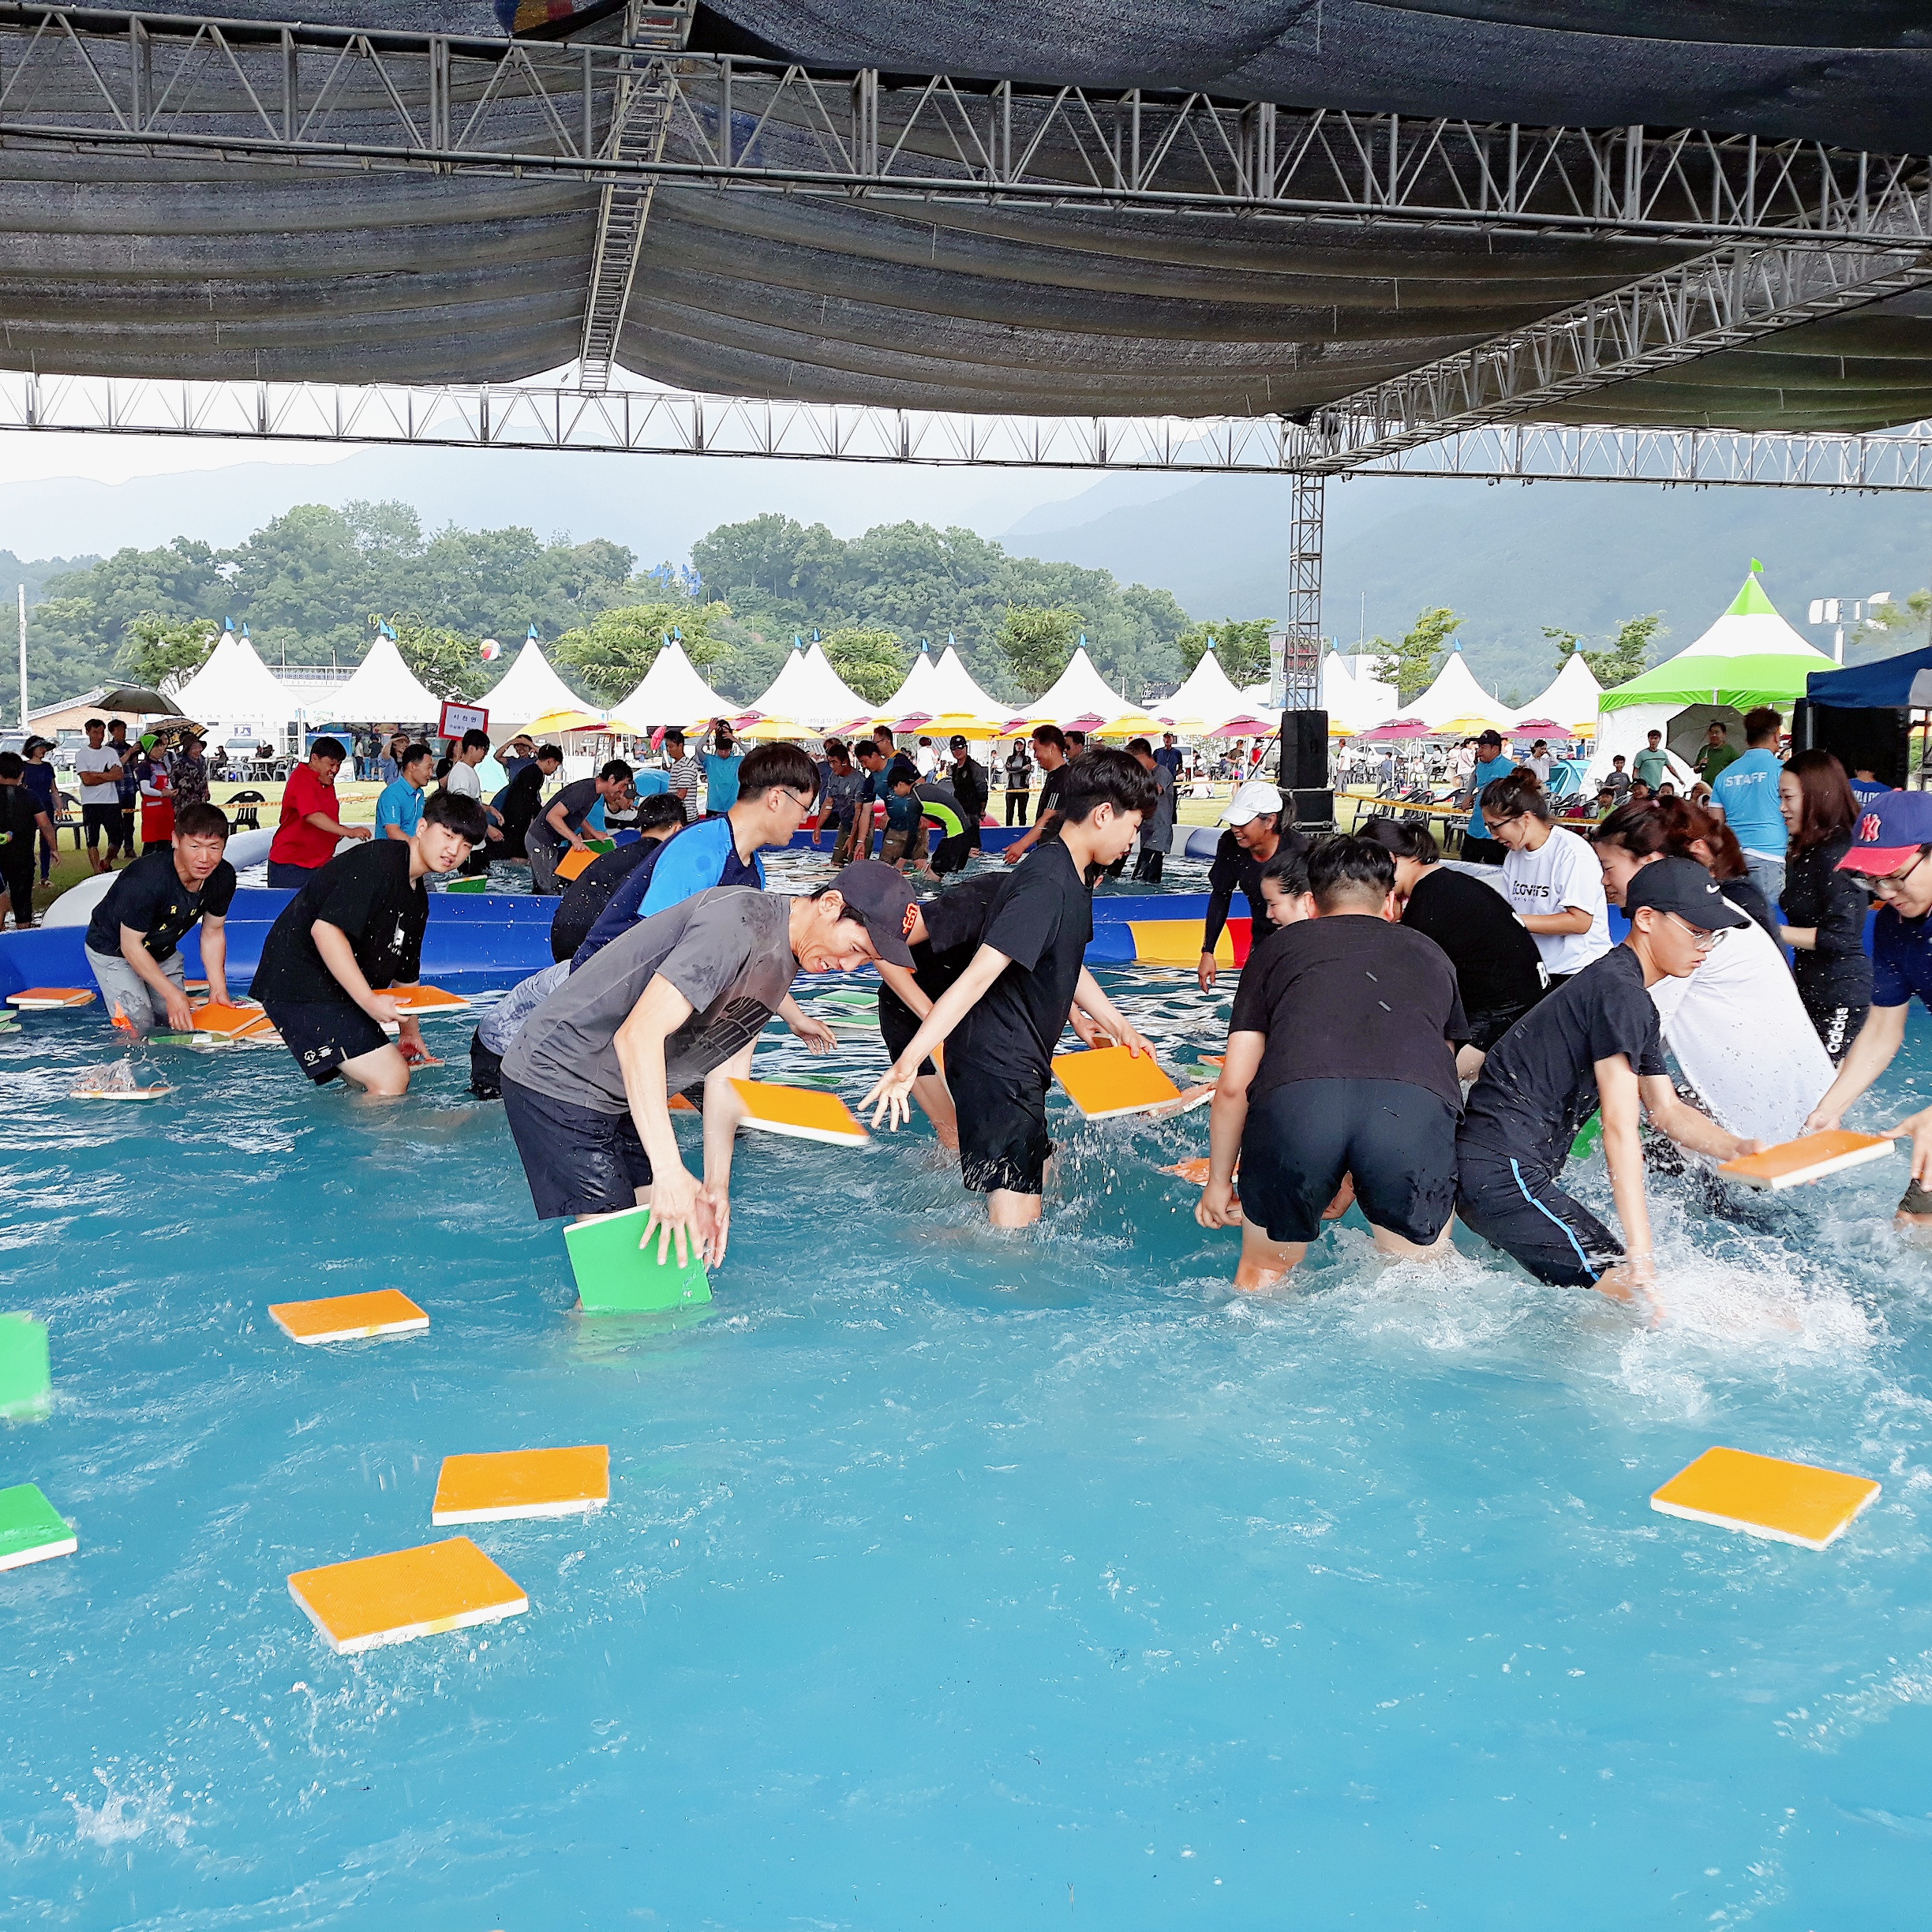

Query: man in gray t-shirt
[[500, 867, 919, 1264]]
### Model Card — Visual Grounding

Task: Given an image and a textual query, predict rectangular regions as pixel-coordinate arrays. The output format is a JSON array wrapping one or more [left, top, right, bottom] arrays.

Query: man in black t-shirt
[[1000, 725, 1070, 867], [1197, 836, 1468, 1290], [525, 758, 635, 896], [863, 749, 1156, 1226], [1455, 858, 1761, 1314], [81, 799, 236, 1032], [1363, 816, 1548, 1076], [546, 795, 688, 963], [1199, 781, 1309, 990], [253, 790, 487, 1093], [496, 743, 564, 856]]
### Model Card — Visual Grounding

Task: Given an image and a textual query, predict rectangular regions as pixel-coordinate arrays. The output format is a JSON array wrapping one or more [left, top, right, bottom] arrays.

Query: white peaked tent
[[481, 638, 591, 729], [923, 642, 1008, 720], [611, 639, 734, 732], [1518, 651, 1603, 734], [752, 642, 870, 729], [1029, 646, 1130, 721], [879, 639, 941, 717], [172, 631, 294, 735], [1157, 647, 1247, 727], [1407, 643, 1518, 732], [331, 632, 442, 722]]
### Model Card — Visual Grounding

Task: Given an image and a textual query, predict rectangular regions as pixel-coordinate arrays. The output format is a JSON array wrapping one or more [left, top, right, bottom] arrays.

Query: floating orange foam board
[[728, 1078, 869, 1146], [268, 1289, 429, 1346], [389, 984, 470, 1015], [553, 848, 599, 883], [1160, 1155, 1240, 1185], [1650, 1446, 1880, 1551], [189, 1001, 275, 1039], [69, 1082, 171, 1101], [288, 1537, 528, 1654], [1718, 1130, 1897, 1191], [432, 1446, 610, 1526], [6, 987, 95, 1009], [1053, 1045, 1183, 1120]]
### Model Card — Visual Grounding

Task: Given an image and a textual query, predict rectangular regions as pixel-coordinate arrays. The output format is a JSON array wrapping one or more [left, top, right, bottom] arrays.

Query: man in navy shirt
[[1806, 787, 1932, 1221]]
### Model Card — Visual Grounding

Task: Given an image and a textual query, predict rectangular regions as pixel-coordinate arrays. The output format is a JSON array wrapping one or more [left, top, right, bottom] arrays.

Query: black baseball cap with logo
[[1623, 856, 1750, 930], [828, 859, 918, 965]]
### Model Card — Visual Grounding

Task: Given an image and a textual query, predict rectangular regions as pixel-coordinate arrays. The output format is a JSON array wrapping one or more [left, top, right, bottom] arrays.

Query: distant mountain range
[[1006, 472, 1932, 703]]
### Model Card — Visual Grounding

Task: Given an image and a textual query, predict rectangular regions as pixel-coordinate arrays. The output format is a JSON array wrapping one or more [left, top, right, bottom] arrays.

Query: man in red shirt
[[268, 736, 371, 889]]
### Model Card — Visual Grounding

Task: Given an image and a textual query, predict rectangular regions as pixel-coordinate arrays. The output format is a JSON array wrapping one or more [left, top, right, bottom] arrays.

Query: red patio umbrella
[[1510, 717, 1568, 736]]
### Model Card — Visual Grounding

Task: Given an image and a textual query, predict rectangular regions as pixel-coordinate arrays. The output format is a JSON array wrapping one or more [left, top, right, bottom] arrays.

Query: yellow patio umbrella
[[1437, 713, 1510, 736], [923, 710, 1003, 739], [736, 715, 811, 741], [523, 706, 613, 736], [1094, 710, 1170, 739]]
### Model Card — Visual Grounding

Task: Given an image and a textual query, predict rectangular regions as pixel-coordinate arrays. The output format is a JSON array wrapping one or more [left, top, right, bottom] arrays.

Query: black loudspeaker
[[1792, 699, 1911, 787], [1275, 709, 1333, 830]]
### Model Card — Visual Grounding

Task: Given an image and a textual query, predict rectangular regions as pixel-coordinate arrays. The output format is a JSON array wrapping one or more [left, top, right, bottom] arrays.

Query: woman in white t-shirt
[[1478, 769, 1610, 983]]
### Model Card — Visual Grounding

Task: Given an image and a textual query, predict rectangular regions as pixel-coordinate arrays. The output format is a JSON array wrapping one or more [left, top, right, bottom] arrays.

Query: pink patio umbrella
[[1205, 713, 1282, 737], [1510, 717, 1569, 737], [1355, 717, 1438, 742]]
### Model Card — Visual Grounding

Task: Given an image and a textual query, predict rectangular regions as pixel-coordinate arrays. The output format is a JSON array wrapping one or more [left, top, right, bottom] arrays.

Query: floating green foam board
[[0, 1482, 75, 1571], [1570, 1113, 1604, 1162], [565, 1205, 712, 1313], [444, 876, 490, 894], [0, 1313, 50, 1417]]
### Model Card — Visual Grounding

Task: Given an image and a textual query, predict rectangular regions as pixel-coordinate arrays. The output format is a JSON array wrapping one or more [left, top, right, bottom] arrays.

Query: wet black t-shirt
[[1457, 943, 1668, 1176], [952, 841, 1092, 1080], [549, 838, 661, 963], [533, 777, 601, 844], [878, 871, 1008, 1032], [84, 849, 238, 961], [1205, 826, 1309, 949], [1400, 866, 1546, 1016], [1227, 915, 1468, 1110], [253, 841, 426, 1005]]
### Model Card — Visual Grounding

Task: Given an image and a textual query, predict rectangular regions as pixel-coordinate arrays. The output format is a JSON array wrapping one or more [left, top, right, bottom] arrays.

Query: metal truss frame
[[3, 368, 1930, 491], [575, 1, 692, 389], [0, 4, 1927, 249]]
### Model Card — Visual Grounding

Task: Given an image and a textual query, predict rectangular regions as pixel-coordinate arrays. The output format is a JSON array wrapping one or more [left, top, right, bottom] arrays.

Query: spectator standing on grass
[[1632, 730, 1670, 792], [21, 737, 58, 886], [75, 718, 126, 875], [1459, 729, 1518, 867], [1694, 718, 1740, 786], [1002, 738, 1032, 827], [1603, 754, 1631, 803], [0, 751, 55, 930], [167, 733, 210, 811], [703, 722, 744, 817], [106, 720, 139, 866], [268, 736, 370, 890], [662, 731, 703, 813]]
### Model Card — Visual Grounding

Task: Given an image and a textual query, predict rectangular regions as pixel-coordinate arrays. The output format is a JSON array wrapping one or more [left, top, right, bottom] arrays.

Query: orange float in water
[[1650, 1446, 1880, 1550], [288, 1537, 528, 1653]]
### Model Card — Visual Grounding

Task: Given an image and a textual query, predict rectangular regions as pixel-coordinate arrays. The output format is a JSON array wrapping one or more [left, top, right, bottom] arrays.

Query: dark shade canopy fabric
[[0, 2, 1927, 420], [1807, 646, 1932, 710]]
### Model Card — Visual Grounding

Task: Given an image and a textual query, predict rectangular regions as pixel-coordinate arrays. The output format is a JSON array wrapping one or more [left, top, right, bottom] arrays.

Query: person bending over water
[[1197, 835, 1467, 1290], [1455, 858, 1763, 1316], [253, 789, 487, 1096]]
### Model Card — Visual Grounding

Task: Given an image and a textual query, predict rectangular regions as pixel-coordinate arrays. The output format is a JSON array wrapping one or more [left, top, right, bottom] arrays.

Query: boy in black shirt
[[82, 799, 236, 1031], [253, 790, 488, 1095], [1363, 816, 1548, 1076], [863, 748, 1155, 1226], [1197, 836, 1468, 1290], [1456, 857, 1761, 1314]]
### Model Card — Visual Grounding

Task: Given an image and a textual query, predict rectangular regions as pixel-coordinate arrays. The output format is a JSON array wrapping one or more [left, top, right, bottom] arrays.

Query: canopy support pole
[[1276, 472, 1332, 828]]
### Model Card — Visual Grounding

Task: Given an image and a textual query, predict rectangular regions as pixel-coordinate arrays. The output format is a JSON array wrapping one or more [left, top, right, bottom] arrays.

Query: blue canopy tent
[[1795, 645, 1932, 788], [1805, 645, 1932, 710]]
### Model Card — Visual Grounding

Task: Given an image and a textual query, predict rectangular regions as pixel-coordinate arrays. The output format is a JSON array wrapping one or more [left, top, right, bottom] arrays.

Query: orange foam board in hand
[[388, 984, 471, 1015], [1717, 1130, 1896, 1191], [728, 1078, 870, 1146], [1053, 1045, 1183, 1120], [553, 848, 599, 883], [189, 1001, 275, 1039]]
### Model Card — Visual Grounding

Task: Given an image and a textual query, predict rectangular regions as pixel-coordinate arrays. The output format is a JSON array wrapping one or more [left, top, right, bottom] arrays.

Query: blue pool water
[[6, 872, 1932, 1929]]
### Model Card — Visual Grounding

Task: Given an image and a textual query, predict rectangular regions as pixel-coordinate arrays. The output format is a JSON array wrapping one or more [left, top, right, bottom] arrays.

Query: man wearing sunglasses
[[1455, 856, 1758, 1317], [1805, 788, 1932, 1222]]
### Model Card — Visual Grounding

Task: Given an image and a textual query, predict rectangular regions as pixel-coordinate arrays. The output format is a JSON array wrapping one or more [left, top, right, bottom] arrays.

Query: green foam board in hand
[[565, 1205, 712, 1313]]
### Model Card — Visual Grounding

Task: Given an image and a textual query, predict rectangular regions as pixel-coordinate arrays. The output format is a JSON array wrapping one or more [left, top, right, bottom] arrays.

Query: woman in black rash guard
[[1197, 781, 1308, 990], [1362, 815, 1548, 1077], [1778, 749, 1874, 1062]]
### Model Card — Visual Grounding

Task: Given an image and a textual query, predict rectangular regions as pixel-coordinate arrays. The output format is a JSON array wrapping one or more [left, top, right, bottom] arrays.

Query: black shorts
[[470, 1030, 504, 1100], [1240, 1078, 1458, 1246], [1455, 1151, 1623, 1288], [501, 1075, 654, 1220], [81, 803, 121, 848], [1461, 834, 1507, 867], [949, 1058, 1053, 1196], [878, 986, 936, 1078], [260, 998, 391, 1084], [1462, 1002, 1540, 1054]]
